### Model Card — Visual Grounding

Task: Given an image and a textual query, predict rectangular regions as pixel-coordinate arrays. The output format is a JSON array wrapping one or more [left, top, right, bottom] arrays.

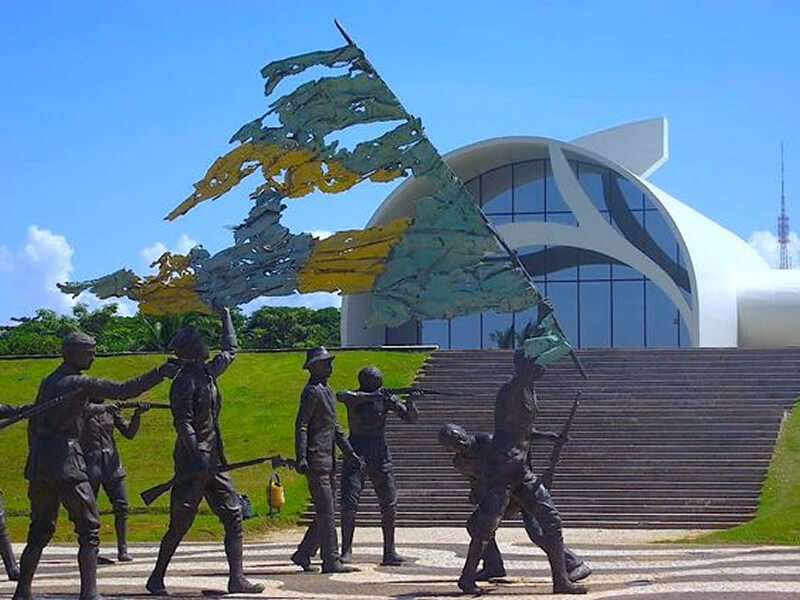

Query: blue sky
[[1, 1, 798, 323]]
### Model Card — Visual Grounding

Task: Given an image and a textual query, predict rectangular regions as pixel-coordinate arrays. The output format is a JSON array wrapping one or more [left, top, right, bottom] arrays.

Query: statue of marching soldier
[[12, 331, 180, 600], [292, 346, 362, 574], [146, 303, 265, 596], [81, 400, 167, 563], [336, 366, 420, 566], [449, 300, 589, 595]]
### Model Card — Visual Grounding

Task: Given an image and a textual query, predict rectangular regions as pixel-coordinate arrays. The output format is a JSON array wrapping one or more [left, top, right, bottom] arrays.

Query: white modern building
[[342, 118, 800, 349]]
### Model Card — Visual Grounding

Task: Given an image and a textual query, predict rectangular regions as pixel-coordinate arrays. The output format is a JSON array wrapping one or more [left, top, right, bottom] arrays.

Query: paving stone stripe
[[1, 529, 799, 599]]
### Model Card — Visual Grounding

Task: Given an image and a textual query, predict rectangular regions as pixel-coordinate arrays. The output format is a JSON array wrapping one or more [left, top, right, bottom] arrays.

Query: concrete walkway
[[2, 528, 799, 599]]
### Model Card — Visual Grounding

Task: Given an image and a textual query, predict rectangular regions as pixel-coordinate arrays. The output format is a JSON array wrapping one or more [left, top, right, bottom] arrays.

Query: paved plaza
[[1, 528, 798, 599]]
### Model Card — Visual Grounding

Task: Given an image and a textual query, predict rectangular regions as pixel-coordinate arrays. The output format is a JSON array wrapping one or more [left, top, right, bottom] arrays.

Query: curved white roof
[[343, 121, 783, 348]]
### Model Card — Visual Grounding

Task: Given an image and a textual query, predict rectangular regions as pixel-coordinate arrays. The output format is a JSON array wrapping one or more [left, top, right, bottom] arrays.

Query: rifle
[[382, 386, 456, 397], [140, 454, 295, 506], [0, 389, 85, 431], [113, 402, 171, 411], [538, 391, 581, 490]]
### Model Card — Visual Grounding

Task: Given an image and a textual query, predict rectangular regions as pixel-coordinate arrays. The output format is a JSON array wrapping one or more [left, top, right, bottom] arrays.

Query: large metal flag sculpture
[[60, 29, 578, 370]]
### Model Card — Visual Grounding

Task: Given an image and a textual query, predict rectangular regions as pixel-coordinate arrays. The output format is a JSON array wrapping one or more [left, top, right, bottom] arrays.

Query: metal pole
[[332, 20, 587, 379]]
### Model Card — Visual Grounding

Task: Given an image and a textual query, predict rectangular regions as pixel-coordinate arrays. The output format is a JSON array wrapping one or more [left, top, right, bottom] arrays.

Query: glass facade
[[385, 157, 693, 349]]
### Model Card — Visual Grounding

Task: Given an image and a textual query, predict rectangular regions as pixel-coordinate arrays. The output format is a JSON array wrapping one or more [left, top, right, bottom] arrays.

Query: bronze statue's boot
[[380, 513, 405, 566], [225, 531, 264, 594], [568, 562, 592, 582], [12, 545, 42, 600], [290, 550, 317, 572], [115, 513, 131, 562], [78, 543, 103, 600], [0, 530, 19, 581], [340, 513, 355, 564], [543, 534, 587, 595], [475, 538, 506, 581], [457, 538, 486, 594], [321, 560, 358, 574], [146, 532, 180, 596]]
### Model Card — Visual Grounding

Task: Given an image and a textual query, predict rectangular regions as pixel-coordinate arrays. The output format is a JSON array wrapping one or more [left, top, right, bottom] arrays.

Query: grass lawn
[[0, 349, 430, 542], [685, 401, 800, 545]]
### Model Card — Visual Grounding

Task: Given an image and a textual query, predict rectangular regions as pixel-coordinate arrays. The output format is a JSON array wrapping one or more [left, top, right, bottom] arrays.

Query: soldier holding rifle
[[146, 304, 264, 596], [438, 422, 591, 583], [456, 300, 587, 595], [12, 330, 179, 600], [337, 366, 420, 566], [80, 401, 167, 562]]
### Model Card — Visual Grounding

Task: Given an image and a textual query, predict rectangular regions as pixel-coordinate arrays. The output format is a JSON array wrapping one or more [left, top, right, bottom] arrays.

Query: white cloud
[[0, 246, 12, 271], [74, 290, 138, 317], [308, 230, 333, 240], [748, 230, 800, 268], [140, 234, 199, 269], [0, 226, 76, 322], [0, 226, 139, 324]]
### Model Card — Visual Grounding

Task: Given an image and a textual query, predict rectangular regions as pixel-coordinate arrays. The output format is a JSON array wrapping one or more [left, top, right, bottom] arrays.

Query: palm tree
[[489, 325, 515, 349]]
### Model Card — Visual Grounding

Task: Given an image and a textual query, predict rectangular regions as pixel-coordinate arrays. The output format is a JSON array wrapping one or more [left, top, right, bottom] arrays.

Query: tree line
[[0, 303, 340, 356]]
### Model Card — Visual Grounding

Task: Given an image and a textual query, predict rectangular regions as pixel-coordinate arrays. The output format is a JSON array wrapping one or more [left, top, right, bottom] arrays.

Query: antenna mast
[[778, 142, 790, 269]]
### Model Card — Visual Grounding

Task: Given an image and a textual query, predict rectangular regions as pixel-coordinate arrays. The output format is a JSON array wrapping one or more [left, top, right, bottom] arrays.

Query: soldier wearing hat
[[146, 304, 264, 596], [13, 330, 180, 600], [292, 347, 362, 574], [337, 366, 419, 566]]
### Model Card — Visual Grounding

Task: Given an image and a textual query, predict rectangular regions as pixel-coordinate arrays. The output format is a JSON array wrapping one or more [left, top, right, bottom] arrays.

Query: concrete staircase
[[327, 348, 800, 529]]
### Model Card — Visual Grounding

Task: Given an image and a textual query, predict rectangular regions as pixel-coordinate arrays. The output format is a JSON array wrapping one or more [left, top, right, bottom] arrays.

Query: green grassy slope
[[686, 402, 800, 545], [0, 350, 430, 542]]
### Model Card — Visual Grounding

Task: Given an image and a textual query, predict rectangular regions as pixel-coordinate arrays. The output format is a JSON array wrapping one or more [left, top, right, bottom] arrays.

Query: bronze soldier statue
[[146, 305, 264, 596], [0, 403, 26, 581], [13, 331, 178, 600], [292, 347, 362, 574], [438, 423, 591, 583], [457, 303, 587, 595], [337, 366, 419, 565], [80, 401, 152, 562]]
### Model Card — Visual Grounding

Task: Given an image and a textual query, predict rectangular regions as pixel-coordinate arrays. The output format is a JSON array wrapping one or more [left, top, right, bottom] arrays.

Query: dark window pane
[[545, 161, 569, 212], [613, 281, 644, 347], [514, 161, 545, 213], [547, 282, 578, 347], [386, 320, 418, 345], [578, 162, 607, 212], [679, 315, 691, 347], [579, 250, 611, 280], [645, 281, 679, 347], [481, 165, 512, 214], [451, 314, 481, 349], [421, 319, 449, 348], [518, 245, 548, 279], [545, 246, 579, 281], [645, 210, 678, 262], [464, 178, 480, 205], [616, 176, 645, 210], [580, 281, 610, 347], [483, 311, 514, 349]]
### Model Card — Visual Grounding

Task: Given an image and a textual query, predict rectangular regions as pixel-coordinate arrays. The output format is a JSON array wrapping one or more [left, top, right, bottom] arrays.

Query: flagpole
[[333, 20, 588, 380]]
